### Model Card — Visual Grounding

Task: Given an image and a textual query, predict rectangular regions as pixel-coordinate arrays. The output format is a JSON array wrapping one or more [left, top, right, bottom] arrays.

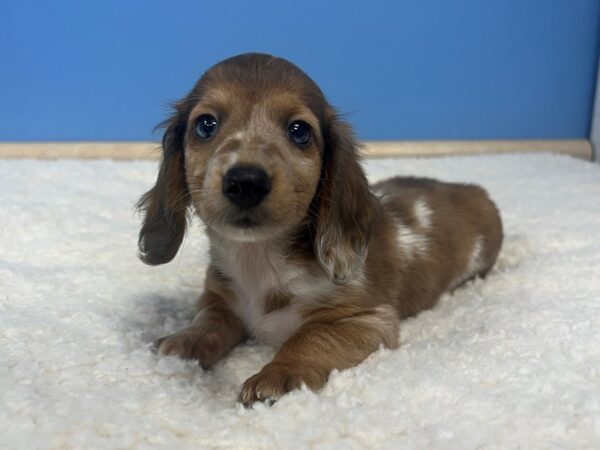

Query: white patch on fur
[[230, 130, 245, 141], [396, 218, 429, 258], [252, 308, 303, 347], [222, 152, 239, 171], [213, 241, 328, 346], [413, 198, 433, 230], [371, 187, 394, 204], [287, 272, 335, 301], [201, 152, 240, 190], [450, 236, 486, 289], [467, 236, 484, 274]]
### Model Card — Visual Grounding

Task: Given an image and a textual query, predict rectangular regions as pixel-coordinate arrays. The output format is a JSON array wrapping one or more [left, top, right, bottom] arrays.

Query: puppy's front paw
[[238, 361, 327, 406], [154, 327, 222, 368]]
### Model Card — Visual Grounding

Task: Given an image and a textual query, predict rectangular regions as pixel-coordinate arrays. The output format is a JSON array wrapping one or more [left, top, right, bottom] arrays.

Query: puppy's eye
[[287, 120, 311, 146], [195, 114, 219, 139]]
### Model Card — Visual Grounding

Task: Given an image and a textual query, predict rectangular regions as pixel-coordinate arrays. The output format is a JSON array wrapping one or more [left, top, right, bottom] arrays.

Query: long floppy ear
[[136, 109, 190, 265], [315, 117, 379, 284]]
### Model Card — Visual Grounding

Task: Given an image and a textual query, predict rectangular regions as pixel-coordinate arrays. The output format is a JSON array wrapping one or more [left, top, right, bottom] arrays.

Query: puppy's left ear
[[315, 117, 379, 284]]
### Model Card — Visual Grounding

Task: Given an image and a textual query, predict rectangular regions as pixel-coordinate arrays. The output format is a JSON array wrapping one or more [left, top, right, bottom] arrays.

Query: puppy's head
[[137, 53, 377, 283]]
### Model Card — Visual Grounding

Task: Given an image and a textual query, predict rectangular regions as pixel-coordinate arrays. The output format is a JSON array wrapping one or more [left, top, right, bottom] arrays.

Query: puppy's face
[[184, 76, 324, 242], [138, 54, 377, 283]]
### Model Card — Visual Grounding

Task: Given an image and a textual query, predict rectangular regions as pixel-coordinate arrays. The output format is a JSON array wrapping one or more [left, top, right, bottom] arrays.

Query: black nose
[[222, 165, 272, 209]]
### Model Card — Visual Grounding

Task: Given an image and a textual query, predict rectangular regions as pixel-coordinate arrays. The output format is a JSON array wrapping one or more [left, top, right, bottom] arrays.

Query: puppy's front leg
[[155, 289, 245, 369], [239, 304, 399, 405]]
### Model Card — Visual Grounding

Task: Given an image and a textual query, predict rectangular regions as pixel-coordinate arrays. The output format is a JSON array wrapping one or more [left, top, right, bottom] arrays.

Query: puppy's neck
[[207, 228, 304, 304], [207, 226, 289, 274]]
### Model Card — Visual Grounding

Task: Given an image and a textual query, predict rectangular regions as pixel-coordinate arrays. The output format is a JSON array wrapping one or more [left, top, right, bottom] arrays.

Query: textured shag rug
[[1, 153, 599, 449]]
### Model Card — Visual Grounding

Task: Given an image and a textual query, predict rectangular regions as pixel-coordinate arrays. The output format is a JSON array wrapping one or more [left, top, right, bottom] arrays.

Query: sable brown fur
[[137, 53, 503, 405]]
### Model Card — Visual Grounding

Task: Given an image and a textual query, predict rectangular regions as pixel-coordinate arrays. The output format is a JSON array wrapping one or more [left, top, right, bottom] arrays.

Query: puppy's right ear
[[315, 117, 379, 284], [136, 107, 190, 265]]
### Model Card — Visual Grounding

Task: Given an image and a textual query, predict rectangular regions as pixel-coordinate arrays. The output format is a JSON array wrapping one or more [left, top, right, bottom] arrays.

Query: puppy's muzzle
[[222, 165, 272, 209]]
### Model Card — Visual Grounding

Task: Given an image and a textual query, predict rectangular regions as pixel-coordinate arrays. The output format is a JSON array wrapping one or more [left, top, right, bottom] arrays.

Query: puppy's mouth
[[230, 212, 262, 229], [208, 208, 278, 243]]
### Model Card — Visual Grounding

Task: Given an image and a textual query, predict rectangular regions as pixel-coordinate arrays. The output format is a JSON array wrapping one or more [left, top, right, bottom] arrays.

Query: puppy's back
[[371, 176, 503, 316]]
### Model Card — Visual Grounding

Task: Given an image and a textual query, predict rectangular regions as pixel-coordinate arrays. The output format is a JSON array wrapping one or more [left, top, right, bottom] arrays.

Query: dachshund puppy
[[137, 53, 503, 405]]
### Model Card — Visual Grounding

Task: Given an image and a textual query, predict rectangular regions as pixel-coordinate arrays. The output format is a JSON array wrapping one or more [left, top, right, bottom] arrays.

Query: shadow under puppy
[[137, 53, 503, 405]]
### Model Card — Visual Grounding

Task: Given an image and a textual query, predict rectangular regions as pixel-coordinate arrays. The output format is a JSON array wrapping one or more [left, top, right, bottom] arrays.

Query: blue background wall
[[1, 0, 599, 141]]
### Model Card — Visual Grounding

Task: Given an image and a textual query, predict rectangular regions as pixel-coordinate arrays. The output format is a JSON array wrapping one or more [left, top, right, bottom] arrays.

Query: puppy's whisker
[[187, 189, 208, 197]]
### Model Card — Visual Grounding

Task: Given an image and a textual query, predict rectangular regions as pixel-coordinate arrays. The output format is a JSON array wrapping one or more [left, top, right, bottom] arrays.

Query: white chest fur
[[213, 241, 310, 347]]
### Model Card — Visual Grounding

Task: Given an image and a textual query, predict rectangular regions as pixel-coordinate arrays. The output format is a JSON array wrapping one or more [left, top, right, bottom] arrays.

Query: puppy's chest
[[216, 245, 324, 346]]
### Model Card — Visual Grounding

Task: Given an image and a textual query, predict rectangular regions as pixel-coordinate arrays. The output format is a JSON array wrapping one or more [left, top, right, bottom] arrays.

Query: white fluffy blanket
[[1, 153, 599, 449]]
